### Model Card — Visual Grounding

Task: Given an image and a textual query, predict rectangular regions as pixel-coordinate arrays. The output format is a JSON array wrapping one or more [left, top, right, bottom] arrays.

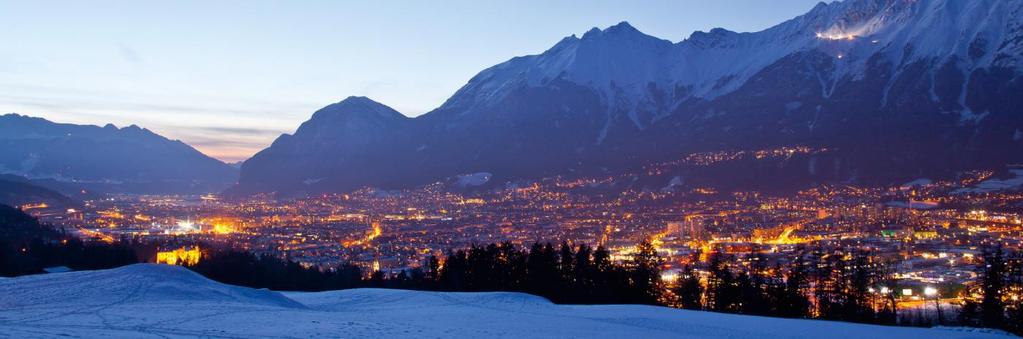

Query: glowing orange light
[[156, 247, 201, 266]]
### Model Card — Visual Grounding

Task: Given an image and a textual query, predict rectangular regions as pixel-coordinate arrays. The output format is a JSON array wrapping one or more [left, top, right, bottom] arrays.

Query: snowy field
[[0, 264, 1014, 338]]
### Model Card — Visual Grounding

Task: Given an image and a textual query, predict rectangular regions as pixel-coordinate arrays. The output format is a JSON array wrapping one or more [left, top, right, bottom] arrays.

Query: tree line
[[186, 241, 664, 305], [958, 246, 1023, 335], [190, 239, 1022, 336], [0, 204, 137, 276]]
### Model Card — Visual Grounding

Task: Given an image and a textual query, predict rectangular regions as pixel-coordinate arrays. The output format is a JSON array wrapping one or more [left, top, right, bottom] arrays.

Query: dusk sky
[[1, 0, 822, 162]]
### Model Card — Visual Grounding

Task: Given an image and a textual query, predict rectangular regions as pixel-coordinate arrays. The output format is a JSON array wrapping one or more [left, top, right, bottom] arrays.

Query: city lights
[[22, 146, 1023, 314]]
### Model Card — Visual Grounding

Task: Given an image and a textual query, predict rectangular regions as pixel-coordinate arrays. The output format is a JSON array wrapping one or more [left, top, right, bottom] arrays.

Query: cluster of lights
[[31, 149, 1022, 291], [816, 32, 856, 41], [156, 246, 202, 266], [176, 220, 197, 231], [867, 286, 939, 298]]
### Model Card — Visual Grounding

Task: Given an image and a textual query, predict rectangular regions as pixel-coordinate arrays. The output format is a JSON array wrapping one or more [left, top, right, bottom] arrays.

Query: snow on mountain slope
[[0, 264, 1015, 338], [438, 22, 673, 124], [438, 0, 1022, 127]]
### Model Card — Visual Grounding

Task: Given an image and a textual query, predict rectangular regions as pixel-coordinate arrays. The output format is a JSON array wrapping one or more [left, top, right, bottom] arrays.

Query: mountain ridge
[[235, 0, 1023, 196], [0, 113, 238, 194]]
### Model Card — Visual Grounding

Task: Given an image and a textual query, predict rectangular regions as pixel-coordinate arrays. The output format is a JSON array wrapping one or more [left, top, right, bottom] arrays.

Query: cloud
[[0, 83, 313, 119], [0, 89, 294, 163], [155, 125, 285, 162], [194, 145, 264, 163], [183, 126, 285, 137]]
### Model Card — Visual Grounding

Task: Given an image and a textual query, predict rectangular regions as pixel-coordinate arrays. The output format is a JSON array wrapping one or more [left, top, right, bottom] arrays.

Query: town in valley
[[22, 146, 1023, 314]]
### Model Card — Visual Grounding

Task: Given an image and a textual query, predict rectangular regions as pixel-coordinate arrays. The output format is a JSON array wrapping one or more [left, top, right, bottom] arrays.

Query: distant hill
[[0, 174, 101, 202], [0, 114, 238, 194], [0, 175, 75, 209], [0, 203, 61, 241]]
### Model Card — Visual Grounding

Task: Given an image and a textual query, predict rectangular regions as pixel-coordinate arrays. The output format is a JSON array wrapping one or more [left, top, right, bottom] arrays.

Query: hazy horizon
[[1, 0, 821, 162]]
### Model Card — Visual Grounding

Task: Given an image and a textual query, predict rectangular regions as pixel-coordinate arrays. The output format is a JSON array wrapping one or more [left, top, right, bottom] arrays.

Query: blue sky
[[1, 0, 822, 162]]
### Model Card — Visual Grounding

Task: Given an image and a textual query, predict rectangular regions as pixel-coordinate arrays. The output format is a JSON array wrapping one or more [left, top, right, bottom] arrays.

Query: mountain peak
[[292, 96, 409, 140], [119, 124, 155, 137], [685, 27, 740, 47], [312, 96, 407, 121], [339, 95, 376, 104], [582, 21, 648, 40], [605, 21, 639, 34]]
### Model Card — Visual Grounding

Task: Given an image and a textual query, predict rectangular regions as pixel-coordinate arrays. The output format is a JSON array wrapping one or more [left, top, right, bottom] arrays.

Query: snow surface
[[957, 169, 1023, 193], [455, 172, 493, 187], [661, 175, 684, 192], [0, 264, 1015, 338]]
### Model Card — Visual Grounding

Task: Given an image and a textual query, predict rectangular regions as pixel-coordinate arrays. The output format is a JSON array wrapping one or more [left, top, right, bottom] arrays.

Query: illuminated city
[[17, 146, 1022, 317], [3, 0, 1023, 337]]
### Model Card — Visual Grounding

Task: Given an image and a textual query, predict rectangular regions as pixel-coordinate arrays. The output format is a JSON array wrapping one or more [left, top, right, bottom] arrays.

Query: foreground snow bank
[[0, 264, 1013, 338]]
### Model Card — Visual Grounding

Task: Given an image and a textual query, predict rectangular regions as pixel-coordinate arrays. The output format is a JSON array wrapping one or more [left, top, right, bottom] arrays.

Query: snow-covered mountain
[[0, 114, 238, 194], [430, 0, 1022, 135], [0, 264, 1013, 338], [236, 0, 1023, 195]]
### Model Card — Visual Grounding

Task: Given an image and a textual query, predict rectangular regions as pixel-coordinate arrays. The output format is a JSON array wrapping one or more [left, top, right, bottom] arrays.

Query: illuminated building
[[156, 247, 202, 266]]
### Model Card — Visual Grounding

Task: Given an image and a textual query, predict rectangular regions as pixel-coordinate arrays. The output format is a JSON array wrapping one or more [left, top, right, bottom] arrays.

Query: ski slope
[[0, 264, 1013, 338]]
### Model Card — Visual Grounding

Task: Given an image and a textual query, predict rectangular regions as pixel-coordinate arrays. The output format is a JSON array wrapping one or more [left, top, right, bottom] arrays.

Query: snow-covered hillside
[[0, 264, 1014, 338]]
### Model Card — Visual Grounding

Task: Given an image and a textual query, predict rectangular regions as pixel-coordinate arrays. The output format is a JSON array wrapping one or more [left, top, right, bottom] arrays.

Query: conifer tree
[[981, 246, 1007, 329], [674, 264, 703, 310]]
